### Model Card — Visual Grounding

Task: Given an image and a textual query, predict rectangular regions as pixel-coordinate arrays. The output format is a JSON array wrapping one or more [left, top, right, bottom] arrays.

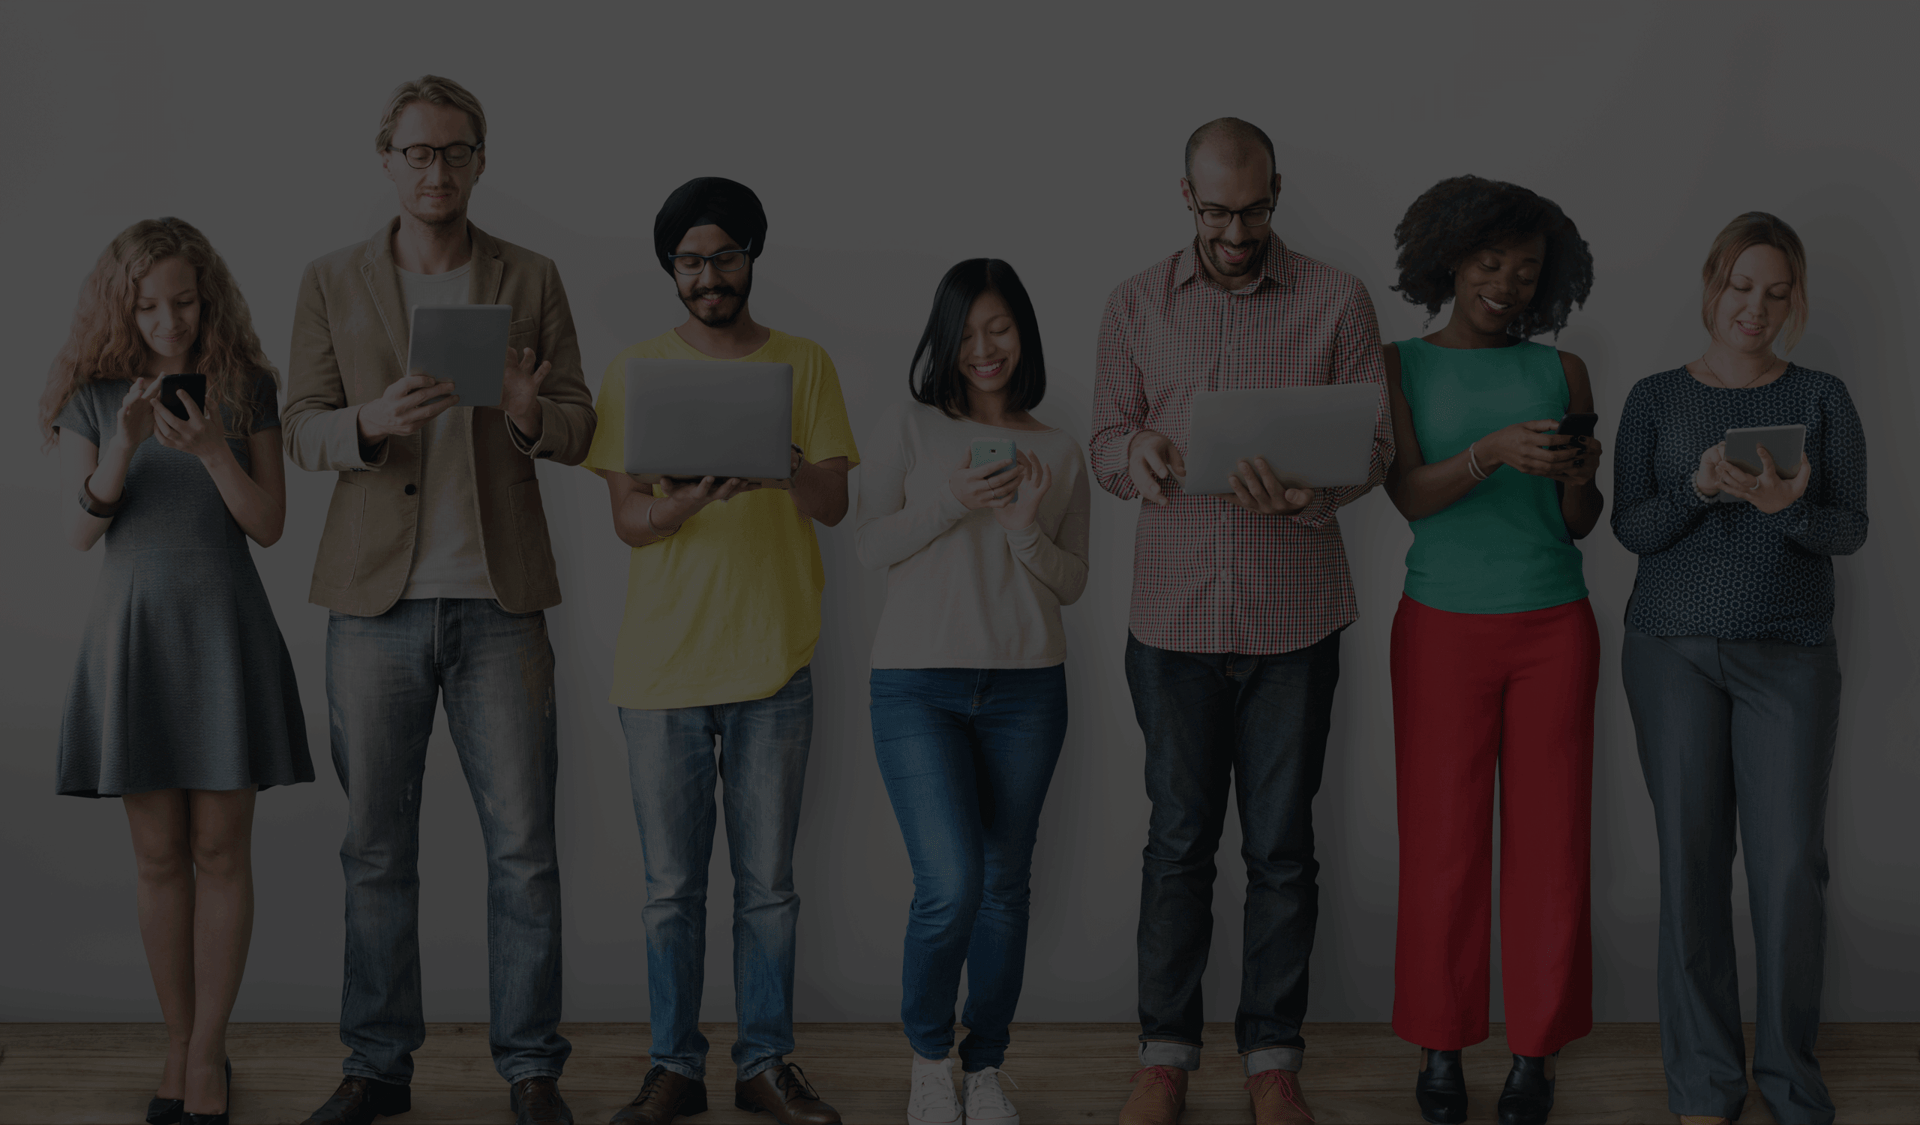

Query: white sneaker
[[908, 1055, 961, 1125], [963, 1066, 1020, 1125]]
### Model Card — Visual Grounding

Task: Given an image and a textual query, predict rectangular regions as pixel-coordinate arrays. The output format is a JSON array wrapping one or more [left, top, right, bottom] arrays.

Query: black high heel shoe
[[180, 1058, 232, 1125], [1496, 1052, 1557, 1125], [1414, 1047, 1467, 1124]]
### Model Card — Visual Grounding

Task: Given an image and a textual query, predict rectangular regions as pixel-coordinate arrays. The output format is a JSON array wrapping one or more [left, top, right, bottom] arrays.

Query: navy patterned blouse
[[1611, 364, 1868, 645]]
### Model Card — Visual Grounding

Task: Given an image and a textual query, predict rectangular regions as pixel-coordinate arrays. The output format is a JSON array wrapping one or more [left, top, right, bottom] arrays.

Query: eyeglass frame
[[664, 248, 752, 275], [1182, 178, 1277, 229], [386, 141, 485, 170]]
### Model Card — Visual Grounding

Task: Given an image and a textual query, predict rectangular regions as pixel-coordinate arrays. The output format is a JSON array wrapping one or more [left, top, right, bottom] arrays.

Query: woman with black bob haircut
[[853, 258, 1090, 1125], [1379, 176, 1603, 1125]]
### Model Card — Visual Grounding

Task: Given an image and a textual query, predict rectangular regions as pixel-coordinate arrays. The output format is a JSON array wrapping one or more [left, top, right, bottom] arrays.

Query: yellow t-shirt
[[584, 328, 861, 709]]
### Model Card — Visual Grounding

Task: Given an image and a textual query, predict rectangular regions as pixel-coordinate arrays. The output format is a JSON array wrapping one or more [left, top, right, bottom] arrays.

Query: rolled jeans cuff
[[1243, 1046, 1304, 1075], [738, 1055, 786, 1083], [1139, 1039, 1202, 1071]]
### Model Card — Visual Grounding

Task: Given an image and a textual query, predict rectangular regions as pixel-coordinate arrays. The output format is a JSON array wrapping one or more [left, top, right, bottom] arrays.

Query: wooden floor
[[0, 1022, 1913, 1124]]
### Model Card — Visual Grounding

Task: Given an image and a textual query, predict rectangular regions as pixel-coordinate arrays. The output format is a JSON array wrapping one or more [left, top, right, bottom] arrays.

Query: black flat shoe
[[1414, 1047, 1467, 1124], [145, 1096, 184, 1125], [181, 1059, 233, 1125], [1496, 1052, 1557, 1125]]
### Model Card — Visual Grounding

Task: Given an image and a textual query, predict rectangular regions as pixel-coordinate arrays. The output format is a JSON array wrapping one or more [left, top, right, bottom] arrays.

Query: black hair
[[908, 259, 1046, 419], [1391, 175, 1594, 338], [1184, 117, 1276, 180]]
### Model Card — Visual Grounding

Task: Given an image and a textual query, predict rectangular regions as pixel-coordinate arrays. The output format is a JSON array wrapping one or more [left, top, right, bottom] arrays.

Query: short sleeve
[[55, 383, 103, 446], [797, 347, 860, 467], [249, 372, 284, 432], [583, 351, 629, 475]]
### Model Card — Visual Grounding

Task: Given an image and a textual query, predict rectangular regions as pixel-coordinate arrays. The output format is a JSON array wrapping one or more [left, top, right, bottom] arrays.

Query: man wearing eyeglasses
[[581, 176, 857, 1125], [1091, 118, 1393, 1125], [283, 75, 594, 1125]]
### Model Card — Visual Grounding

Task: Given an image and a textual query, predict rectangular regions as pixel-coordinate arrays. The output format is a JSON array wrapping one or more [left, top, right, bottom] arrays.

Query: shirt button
[[404, 483, 417, 495]]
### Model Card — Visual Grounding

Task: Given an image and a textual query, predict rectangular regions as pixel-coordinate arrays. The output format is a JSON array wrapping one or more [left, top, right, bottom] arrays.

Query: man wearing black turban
[[582, 176, 861, 1125]]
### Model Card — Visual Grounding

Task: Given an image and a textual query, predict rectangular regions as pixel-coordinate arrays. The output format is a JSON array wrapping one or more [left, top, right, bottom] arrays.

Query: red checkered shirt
[[1091, 236, 1393, 655]]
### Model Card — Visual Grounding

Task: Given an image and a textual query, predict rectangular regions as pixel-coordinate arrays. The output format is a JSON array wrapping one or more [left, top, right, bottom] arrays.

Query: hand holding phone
[[158, 373, 208, 420], [949, 439, 1019, 510]]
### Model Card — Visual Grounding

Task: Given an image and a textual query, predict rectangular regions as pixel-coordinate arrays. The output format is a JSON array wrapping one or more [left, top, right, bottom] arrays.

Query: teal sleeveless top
[[1396, 337, 1587, 614]]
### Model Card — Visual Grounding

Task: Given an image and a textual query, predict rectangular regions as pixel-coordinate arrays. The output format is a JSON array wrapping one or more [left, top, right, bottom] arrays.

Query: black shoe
[[510, 1076, 574, 1125], [180, 1058, 234, 1125], [303, 1075, 412, 1125], [1414, 1048, 1467, 1124], [146, 1097, 184, 1125], [1496, 1052, 1557, 1125], [612, 1064, 711, 1124]]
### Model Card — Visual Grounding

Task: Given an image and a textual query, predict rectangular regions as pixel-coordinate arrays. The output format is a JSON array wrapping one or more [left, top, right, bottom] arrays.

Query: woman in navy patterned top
[[1611, 213, 1867, 1125]]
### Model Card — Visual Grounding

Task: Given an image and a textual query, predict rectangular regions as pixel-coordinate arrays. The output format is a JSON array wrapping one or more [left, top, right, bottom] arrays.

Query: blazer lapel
[[468, 222, 505, 306], [361, 217, 410, 375]]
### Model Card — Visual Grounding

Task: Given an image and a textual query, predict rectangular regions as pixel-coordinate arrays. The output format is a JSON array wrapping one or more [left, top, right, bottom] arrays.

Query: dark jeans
[[1623, 630, 1840, 1124], [1124, 629, 1341, 1075], [326, 598, 569, 1086], [616, 666, 814, 1083], [869, 666, 1069, 1071]]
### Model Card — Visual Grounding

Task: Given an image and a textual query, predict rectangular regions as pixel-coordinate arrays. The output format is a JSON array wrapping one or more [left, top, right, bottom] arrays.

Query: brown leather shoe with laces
[[301, 1076, 411, 1125], [509, 1076, 573, 1125], [1246, 1069, 1315, 1124], [612, 1065, 710, 1124], [734, 1063, 841, 1125], [1117, 1065, 1187, 1125]]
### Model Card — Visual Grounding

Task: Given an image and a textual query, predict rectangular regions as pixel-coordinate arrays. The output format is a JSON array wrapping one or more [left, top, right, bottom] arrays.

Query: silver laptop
[[1183, 384, 1380, 494], [623, 358, 793, 487]]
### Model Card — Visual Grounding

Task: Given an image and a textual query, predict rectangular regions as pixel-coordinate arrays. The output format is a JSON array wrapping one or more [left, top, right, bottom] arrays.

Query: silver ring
[[1750, 482, 1761, 491]]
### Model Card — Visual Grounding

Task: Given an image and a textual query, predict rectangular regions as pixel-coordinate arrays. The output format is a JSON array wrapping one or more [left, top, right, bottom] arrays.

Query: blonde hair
[[39, 217, 277, 447], [1701, 211, 1810, 354], [374, 75, 487, 153]]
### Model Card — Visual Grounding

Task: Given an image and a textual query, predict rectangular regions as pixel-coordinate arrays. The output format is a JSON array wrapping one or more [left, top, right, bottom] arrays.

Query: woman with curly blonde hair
[[44, 216, 313, 1125]]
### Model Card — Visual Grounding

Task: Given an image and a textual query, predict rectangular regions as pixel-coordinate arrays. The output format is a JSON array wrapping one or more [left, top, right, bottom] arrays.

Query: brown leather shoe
[[734, 1063, 840, 1125], [1677, 1118, 1729, 1124], [509, 1076, 573, 1125], [302, 1076, 412, 1125], [1117, 1065, 1187, 1125], [612, 1065, 710, 1124], [1246, 1069, 1315, 1124]]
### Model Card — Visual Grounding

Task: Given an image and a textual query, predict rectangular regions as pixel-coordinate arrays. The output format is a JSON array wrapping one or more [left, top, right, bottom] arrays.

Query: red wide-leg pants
[[1389, 593, 1599, 1056]]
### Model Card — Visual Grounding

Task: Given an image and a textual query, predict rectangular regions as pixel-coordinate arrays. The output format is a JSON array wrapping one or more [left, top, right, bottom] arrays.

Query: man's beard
[[681, 274, 753, 328], [1202, 233, 1264, 280]]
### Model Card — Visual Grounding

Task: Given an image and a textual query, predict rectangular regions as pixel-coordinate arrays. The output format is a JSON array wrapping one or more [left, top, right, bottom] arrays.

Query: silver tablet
[[405, 304, 512, 408], [1183, 384, 1381, 494], [1714, 424, 1806, 501], [623, 358, 794, 487]]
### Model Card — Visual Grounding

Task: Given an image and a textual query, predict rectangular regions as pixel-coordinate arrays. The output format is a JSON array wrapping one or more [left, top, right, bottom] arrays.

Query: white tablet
[[406, 304, 512, 408], [623, 358, 794, 488], [1182, 384, 1381, 495]]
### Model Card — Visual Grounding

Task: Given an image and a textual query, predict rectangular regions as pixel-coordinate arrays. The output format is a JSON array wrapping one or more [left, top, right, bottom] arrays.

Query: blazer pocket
[[316, 478, 366, 588], [507, 317, 538, 347], [508, 478, 557, 590]]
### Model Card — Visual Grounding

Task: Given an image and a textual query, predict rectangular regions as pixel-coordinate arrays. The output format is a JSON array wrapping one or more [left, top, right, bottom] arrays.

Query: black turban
[[654, 177, 767, 274]]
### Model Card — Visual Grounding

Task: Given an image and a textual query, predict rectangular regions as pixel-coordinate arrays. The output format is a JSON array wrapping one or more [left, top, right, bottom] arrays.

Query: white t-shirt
[[854, 401, 1091, 669], [396, 263, 494, 600]]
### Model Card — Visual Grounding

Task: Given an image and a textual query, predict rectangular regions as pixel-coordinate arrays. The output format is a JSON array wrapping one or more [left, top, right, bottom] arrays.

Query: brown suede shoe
[[1246, 1069, 1315, 1124], [1117, 1065, 1188, 1125], [734, 1063, 840, 1125], [612, 1065, 709, 1124]]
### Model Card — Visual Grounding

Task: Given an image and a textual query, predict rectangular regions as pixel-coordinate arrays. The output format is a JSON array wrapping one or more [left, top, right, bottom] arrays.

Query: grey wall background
[[3, 3, 1914, 1027]]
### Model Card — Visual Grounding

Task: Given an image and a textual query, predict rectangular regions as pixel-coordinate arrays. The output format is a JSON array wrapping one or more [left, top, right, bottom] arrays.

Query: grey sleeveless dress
[[54, 375, 314, 797]]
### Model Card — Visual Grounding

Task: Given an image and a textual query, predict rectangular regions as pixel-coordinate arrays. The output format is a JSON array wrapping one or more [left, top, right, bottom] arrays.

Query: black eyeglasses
[[389, 142, 483, 169], [666, 249, 750, 275], [1185, 180, 1275, 229]]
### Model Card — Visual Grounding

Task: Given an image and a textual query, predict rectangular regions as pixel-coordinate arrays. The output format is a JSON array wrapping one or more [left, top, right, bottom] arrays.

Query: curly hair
[[1391, 175, 1593, 339], [39, 217, 277, 447]]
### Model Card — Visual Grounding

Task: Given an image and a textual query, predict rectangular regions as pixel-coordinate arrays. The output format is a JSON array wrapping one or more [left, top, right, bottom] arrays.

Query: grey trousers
[[1622, 630, 1840, 1125]]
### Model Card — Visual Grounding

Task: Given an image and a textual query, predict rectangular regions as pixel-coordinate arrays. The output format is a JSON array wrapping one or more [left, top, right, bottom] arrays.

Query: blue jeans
[[1623, 630, 1840, 1124], [325, 598, 568, 1085], [617, 666, 814, 1082], [869, 666, 1069, 1071], [1123, 629, 1341, 1076]]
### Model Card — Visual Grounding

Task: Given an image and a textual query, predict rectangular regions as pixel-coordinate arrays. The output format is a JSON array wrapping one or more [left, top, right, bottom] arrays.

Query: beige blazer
[[284, 218, 596, 616]]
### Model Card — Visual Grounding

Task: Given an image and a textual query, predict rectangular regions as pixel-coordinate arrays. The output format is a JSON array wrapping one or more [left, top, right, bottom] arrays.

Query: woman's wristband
[[78, 474, 123, 518]]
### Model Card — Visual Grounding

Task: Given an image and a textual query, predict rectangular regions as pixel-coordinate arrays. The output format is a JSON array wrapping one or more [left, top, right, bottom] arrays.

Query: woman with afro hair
[[1378, 176, 1601, 1125]]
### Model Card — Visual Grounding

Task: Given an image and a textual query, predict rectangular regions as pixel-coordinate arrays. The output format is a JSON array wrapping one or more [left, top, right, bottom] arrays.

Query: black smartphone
[[158, 373, 208, 420], [1550, 412, 1598, 450]]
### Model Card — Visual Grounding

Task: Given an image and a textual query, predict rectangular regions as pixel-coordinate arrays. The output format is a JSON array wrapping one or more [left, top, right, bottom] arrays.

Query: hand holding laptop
[[1226, 456, 1313, 514], [1127, 430, 1187, 506]]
